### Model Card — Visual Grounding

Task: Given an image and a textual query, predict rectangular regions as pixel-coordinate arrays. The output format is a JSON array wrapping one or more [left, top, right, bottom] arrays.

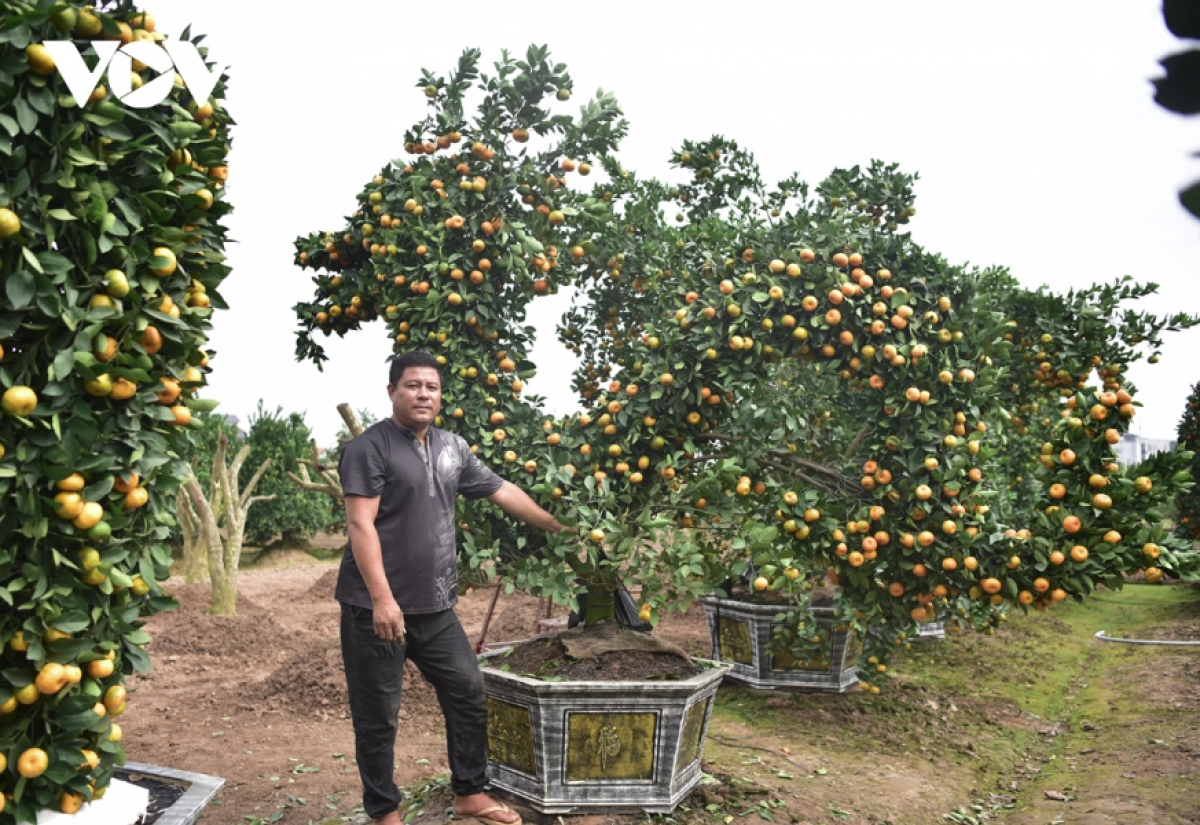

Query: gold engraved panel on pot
[[487, 698, 536, 776], [565, 711, 657, 781], [771, 643, 829, 672], [717, 617, 753, 665], [675, 698, 710, 775]]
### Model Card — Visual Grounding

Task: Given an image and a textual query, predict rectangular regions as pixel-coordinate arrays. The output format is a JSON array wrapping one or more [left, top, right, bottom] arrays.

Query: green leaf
[[35, 251, 73, 275], [21, 247, 43, 274], [55, 710, 101, 732], [184, 397, 221, 412], [84, 476, 114, 502], [53, 349, 75, 378], [168, 121, 203, 140], [14, 97, 37, 134], [52, 612, 91, 633], [108, 569, 134, 589], [124, 628, 151, 645], [96, 121, 133, 141], [5, 270, 35, 309]]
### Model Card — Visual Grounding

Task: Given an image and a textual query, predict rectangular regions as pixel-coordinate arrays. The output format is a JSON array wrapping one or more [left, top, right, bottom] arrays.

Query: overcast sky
[[145, 0, 1200, 446]]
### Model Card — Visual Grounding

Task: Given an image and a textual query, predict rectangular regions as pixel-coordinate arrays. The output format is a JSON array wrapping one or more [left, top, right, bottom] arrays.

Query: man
[[337, 351, 573, 825]]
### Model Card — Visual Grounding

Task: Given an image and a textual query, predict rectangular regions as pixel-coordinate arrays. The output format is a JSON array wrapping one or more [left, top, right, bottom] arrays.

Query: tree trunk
[[209, 540, 239, 615], [176, 487, 208, 584], [184, 430, 276, 616], [583, 584, 617, 627]]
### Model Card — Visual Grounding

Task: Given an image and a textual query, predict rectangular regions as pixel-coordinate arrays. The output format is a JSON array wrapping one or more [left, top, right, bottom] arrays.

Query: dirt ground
[[123, 556, 1200, 825]]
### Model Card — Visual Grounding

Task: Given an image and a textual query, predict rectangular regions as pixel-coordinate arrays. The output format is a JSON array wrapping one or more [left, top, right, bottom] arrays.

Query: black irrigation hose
[[706, 734, 810, 771], [1094, 631, 1200, 646]]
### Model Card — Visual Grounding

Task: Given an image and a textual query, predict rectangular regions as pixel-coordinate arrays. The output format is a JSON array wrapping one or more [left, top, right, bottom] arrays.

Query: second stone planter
[[699, 595, 860, 692], [913, 621, 946, 641]]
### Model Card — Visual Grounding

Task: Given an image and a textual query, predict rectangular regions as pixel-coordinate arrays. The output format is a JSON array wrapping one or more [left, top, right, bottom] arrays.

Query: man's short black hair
[[389, 351, 443, 386]]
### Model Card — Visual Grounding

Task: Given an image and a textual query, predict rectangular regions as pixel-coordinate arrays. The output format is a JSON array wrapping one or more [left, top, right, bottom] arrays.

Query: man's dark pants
[[341, 603, 489, 819]]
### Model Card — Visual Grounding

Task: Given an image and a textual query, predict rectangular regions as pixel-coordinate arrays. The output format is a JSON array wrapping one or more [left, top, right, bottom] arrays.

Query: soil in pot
[[495, 622, 704, 681]]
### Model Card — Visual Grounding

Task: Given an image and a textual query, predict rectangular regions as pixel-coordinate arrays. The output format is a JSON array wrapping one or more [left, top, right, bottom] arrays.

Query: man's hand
[[372, 598, 406, 643], [555, 524, 579, 535]]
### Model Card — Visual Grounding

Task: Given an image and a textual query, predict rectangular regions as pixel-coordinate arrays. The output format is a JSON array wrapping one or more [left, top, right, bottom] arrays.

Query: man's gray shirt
[[335, 419, 504, 613]]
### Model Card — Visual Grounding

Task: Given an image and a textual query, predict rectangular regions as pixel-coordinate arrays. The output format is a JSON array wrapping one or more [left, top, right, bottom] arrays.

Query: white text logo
[[42, 41, 224, 109]]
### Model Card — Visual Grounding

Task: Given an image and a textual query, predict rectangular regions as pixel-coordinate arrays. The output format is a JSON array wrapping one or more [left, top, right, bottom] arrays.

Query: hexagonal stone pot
[[699, 596, 860, 692], [914, 621, 946, 641], [480, 658, 729, 814], [70, 762, 224, 825]]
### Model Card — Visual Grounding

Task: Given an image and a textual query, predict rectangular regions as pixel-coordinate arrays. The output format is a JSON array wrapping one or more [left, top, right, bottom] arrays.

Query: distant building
[[1115, 433, 1177, 466], [218, 414, 245, 439]]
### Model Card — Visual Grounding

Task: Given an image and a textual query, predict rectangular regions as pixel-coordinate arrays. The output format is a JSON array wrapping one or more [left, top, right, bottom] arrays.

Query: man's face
[[388, 366, 442, 429]]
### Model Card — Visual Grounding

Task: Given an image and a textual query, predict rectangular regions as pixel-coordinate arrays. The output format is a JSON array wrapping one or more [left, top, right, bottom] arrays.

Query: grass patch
[[689, 583, 1200, 825]]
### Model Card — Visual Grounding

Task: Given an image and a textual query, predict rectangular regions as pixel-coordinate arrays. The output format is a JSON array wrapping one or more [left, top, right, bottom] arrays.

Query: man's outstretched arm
[[486, 481, 576, 534]]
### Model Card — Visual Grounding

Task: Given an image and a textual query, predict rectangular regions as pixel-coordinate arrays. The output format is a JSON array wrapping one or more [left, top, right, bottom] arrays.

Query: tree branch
[[843, 424, 872, 462], [338, 403, 365, 438], [758, 457, 839, 496], [285, 471, 343, 498], [239, 457, 273, 508], [766, 449, 848, 481], [209, 431, 228, 518], [176, 487, 198, 545], [184, 476, 220, 545], [229, 443, 252, 483]]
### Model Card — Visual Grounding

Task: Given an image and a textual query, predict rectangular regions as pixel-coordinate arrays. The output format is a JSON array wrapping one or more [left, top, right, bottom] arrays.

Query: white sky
[[145, 0, 1200, 447]]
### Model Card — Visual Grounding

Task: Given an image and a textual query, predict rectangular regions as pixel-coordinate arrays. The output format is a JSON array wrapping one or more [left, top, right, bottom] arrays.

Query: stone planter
[[114, 762, 225, 825], [699, 596, 860, 692], [32, 763, 222, 825], [480, 657, 728, 814], [913, 621, 945, 641]]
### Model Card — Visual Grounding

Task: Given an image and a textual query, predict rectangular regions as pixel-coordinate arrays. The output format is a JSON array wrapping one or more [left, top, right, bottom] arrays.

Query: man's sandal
[[455, 802, 522, 825]]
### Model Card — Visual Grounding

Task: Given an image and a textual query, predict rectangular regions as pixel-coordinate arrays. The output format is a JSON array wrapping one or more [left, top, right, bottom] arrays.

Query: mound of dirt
[[145, 584, 284, 657], [260, 639, 443, 733], [146, 612, 290, 657], [158, 582, 268, 615], [260, 639, 348, 712], [304, 568, 340, 601]]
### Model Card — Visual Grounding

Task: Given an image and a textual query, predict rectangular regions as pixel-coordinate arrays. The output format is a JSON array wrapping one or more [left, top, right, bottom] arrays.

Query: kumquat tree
[[0, 1, 230, 821], [1176, 379, 1200, 544], [292, 47, 1199, 693]]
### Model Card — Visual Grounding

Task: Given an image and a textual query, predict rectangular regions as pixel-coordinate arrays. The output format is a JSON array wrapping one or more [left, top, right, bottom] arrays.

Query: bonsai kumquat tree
[[292, 46, 1197, 693], [0, 2, 231, 820]]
